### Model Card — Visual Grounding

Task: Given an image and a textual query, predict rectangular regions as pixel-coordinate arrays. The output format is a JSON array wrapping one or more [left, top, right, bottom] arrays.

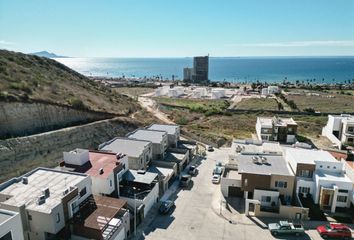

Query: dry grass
[[115, 87, 156, 97], [236, 98, 279, 110]]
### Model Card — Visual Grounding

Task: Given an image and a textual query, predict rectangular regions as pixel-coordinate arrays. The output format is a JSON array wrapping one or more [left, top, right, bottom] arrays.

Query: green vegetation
[[115, 87, 156, 97], [236, 98, 279, 111], [155, 97, 230, 116], [0, 50, 139, 114]]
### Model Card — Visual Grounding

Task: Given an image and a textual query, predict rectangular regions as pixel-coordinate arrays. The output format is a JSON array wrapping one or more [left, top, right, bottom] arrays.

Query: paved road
[[135, 148, 327, 240]]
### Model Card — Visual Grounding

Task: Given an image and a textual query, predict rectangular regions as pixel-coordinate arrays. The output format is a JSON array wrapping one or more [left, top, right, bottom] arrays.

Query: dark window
[[28, 214, 32, 221], [337, 196, 347, 202], [79, 187, 87, 198], [338, 189, 349, 193], [56, 213, 60, 223], [0, 231, 12, 240]]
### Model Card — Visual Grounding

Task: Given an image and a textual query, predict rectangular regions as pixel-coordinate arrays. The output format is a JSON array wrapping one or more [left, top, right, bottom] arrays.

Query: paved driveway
[[136, 148, 332, 240]]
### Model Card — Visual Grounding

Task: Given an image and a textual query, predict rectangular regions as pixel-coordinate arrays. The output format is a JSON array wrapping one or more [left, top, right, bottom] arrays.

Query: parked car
[[180, 174, 192, 187], [211, 174, 221, 184], [317, 223, 352, 239], [188, 165, 197, 175], [159, 200, 175, 214], [207, 145, 214, 152], [268, 221, 305, 236], [213, 166, 224, 176]]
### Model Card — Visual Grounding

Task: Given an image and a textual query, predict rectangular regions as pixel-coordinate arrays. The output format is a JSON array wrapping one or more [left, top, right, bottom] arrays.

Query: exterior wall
[[295, 163, 316, 178], [253, 189, 279, 207], [27, 204, 65, 239], [151, 143, 164, 160], [142, 183, 159, 218], [315, 160, 344, 173], [286, 135, 296, 143], [241, 173, 271, 192], [0, 209, 24, 240], [254, 202, 309, 220], [270, 175, 295, 198], [296, 178, 315, 196], [315, 178, 352, 208], [91, 173, 115, 196], [221, 176, 242, 197]]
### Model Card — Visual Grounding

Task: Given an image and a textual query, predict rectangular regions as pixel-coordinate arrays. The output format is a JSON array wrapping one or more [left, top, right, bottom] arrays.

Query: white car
[[212, 174, 221, 184]]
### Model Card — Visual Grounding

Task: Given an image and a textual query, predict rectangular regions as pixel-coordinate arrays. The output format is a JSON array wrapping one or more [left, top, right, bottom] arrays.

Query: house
[[60, 149, 129, 197], [256, 117, 297, 143], [119, 170, 159, 221], [147, 124, 180, 148], [0, 168, 92, 240], [99, 137, 153, 170], [222, 140, 309, 220], [148, 165, 175, 196], [127, 129, 168, 160], [322, 114, 354, 149], [0, 209, 24, 240], [163, 149, 190, 174], [72, 195, 130, 240], [285, 148, 353, 213]]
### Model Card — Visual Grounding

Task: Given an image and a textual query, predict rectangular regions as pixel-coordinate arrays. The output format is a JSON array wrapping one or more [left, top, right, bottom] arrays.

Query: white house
[[322, 114, 354, 149], [61, 149, 129, 197], [256, 117, 297, 143], [147, 124, 180, 148], [285, 148, 353, 213]]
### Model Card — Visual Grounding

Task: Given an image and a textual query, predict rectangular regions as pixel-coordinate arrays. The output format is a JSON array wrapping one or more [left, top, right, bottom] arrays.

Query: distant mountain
[[30, 51, 68, 58]]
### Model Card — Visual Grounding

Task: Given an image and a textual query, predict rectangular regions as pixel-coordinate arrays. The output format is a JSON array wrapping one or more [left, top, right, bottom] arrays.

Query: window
[[319, 165, 323, 168], [244, 179, 248, 187], [79, 187, 87, 198], [56, 213, 60, 223], [299, 187, 310, 194], [110, 180, 112, 187], [0, 231, 12, 240], [337, 196, 347, 203], [275, 181, 287, 188], [299, 170, 312, 178], [28, 214, 32, 221], [348, 127, 354, 132], [338, 189, 349, 193], [261, 196, 271, 202], [327, 166, 330, 169]]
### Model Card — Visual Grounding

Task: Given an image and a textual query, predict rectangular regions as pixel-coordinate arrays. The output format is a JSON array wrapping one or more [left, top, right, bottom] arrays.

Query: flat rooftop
[[127, 129, 166, 144], [257, 117, 273, 127], [123, 170, 157, 185], [0, 168, 87, 214], [237, 155, 293, 176], [71, 151, 118, 179], [315, 171, 352, 183], [231, 139, 282, 155], [286, 148, 336, 165], [147, 124, 179, 135], [148, 166, 174, 179], [258, 117, 297, 127], [165, 151, 186, 162], [100, 137, 151, 158]]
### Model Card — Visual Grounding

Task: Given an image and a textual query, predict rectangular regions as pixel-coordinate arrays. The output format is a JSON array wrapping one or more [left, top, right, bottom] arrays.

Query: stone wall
[[0, 117, 140, 183], [0, 102, 114, 138]]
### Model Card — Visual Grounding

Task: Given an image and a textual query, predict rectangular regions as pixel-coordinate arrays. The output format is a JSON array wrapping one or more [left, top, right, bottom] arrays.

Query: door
[[228, 186, 243, 197], [322, 194, 330, 206]]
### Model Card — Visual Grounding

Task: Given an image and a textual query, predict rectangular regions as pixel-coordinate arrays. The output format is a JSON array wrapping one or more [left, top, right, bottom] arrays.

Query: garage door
[[228, 186, 243, 197]]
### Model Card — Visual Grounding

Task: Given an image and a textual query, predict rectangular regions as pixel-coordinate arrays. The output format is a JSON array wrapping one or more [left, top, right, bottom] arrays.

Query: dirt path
[[138, 97, 175, 124]]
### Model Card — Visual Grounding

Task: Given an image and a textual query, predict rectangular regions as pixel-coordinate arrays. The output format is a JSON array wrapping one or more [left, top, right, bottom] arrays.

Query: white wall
[[91, 173, 115, 196], [253, 189, 279, 207], [220, 177, 242, 197], [286, 135, 296, 144], [315, 160, 344, 174], [143, 183, 159, 217], [63, 149, 89, 166], [0, 209, 24, 240], [296, 178, 315, 196]]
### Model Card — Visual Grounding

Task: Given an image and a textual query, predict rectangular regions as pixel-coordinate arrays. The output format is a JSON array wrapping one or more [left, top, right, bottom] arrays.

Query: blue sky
[[0, 0, 353, 57]]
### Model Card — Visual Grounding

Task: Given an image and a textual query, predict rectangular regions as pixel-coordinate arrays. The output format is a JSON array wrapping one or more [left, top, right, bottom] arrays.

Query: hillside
[[31, 50, 68, 58], [0, 49, 139, 115]]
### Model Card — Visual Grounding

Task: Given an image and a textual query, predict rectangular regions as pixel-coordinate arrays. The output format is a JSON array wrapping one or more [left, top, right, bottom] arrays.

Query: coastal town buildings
[[99, 137, 153, 170], [322, 114, 354, 149], [183, 67, 193, 82], [127, 129, 168, 161], [256, 117, 298, 143], [60, 149, 129, 197], [222, 139, 308, 220]]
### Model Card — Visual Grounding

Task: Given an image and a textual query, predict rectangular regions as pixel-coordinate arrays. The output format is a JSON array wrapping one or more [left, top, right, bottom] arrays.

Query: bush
[[176, 116, 188, 125], [68, 97, 87, 110], [304, 107, 315, 113]]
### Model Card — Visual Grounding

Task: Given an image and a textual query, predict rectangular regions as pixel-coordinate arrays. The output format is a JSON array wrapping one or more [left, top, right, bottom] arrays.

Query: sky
[[0, 0, 354, 57]]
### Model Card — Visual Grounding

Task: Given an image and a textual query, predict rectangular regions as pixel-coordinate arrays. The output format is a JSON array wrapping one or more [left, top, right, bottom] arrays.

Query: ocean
[[55, 57, 354, 83]]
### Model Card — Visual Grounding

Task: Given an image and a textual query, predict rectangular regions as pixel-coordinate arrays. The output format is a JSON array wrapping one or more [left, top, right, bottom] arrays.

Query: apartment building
[[127, 129, 168, 160], [0, 209, 24, 240], [285, 148, 353, 213], [0, 168, 92, 240], [147, 124, 180, 148], [60, 149, 129, 197], [322, 114, 354, 149], [99, 137, 153, 170], [256, 117, 297, 143]]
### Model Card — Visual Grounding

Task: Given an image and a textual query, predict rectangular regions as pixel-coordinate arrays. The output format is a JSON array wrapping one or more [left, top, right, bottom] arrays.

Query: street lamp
[[133, 188, 152, 238]]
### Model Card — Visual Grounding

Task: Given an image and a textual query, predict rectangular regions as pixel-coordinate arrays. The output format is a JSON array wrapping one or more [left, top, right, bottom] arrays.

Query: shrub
[[68, 97, 87, 110], [176, 116, 188, 125]]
